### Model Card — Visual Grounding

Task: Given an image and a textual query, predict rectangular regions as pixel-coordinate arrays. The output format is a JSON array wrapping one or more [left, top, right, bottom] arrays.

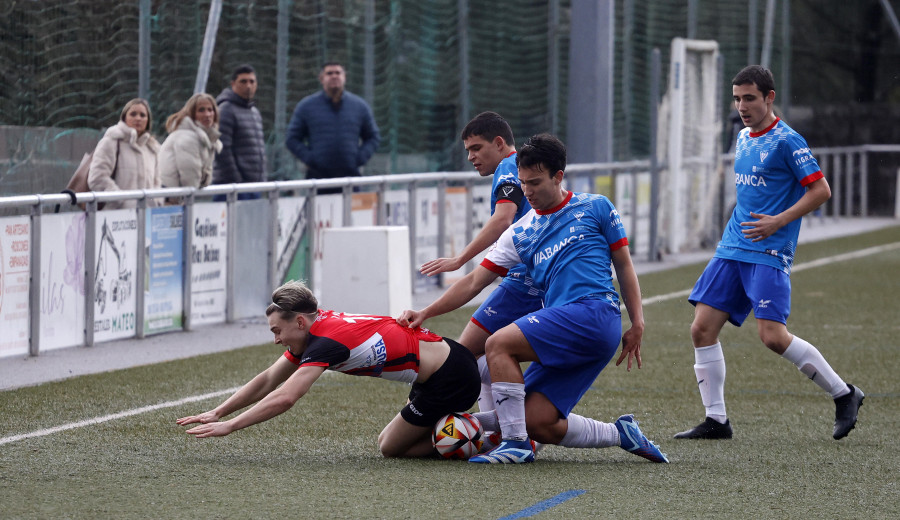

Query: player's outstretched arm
[[419, 202, 517, 276], [185, 365, 326, 438], [611, 245, 644, 371], [176, 356, 298, 427], [397, 265, 499, 328]]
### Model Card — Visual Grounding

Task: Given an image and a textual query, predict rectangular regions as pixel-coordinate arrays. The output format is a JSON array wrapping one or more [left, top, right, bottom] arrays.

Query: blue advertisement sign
[[144, 206, 183, 334]]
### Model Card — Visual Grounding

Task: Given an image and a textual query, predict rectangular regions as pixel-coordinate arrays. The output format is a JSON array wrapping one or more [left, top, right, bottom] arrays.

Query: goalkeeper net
[[656, 38, 722, 254]]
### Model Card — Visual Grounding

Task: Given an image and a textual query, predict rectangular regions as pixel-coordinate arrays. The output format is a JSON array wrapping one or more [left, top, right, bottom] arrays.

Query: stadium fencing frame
[[0, 145, 897, 358]]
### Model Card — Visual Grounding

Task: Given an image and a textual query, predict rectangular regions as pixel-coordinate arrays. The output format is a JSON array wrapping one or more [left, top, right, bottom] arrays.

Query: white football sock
[[781, 336, 849, 398], [476, 356, 494, 413], [559, 413, 619, 448], [694, 343, 727, 423], [492, 381, 527, 441], [471, 410, 499, 433]]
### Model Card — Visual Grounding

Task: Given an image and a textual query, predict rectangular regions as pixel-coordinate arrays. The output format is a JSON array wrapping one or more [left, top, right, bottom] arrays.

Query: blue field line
[[496, 489, 587, 520]]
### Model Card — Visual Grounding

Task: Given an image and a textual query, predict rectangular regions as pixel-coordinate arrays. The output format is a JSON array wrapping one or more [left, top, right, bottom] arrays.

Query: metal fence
[[1, 145, 897, 358]]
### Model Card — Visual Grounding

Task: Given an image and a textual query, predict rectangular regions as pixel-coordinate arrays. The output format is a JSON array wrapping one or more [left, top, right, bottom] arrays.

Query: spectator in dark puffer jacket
[[286, 62, 380, 194], [212, 64, 266, 200]]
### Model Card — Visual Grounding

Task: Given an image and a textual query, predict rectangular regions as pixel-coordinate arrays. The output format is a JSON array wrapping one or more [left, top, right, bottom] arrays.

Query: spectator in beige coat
[[88, 98, 161, 209], [158, 93, 222, 189]]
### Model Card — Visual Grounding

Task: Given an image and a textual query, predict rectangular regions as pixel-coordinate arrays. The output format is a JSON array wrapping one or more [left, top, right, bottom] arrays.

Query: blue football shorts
[[689, 257, 792, 326], [514, 298, 622, 418], [470, 283, 544, 335]]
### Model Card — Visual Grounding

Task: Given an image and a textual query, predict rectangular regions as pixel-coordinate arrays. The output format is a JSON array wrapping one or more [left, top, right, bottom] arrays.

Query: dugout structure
[[657, 38, 723, 254]]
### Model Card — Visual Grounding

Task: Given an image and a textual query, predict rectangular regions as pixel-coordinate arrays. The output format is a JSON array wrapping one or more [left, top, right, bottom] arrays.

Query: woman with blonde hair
[[158, 93, 222, 189], [88, 98, 162, 209]]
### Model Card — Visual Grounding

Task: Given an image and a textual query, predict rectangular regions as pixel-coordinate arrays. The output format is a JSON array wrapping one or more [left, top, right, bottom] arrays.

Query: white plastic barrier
[[319, 226, 412, 317]]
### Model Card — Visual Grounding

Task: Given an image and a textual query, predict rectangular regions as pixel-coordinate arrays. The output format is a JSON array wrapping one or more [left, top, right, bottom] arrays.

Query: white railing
[[1, 145, 897, 358]]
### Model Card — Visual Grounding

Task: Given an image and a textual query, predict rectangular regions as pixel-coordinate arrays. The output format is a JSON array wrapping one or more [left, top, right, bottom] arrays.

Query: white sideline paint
[[3, 241, 899, 447], [0, 387, 239, 446]]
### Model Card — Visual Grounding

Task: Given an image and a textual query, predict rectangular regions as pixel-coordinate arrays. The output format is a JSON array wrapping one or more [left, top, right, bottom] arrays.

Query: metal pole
[[622, 0, 634, 158], [880, 0, 900, 43], [457, 0, 470, 171], [268, 190, 280, 290], [138, 0, 151, 100], [860, 151, 869, 217], [225, 192, 236, 322], [305, 190, 317, 289], [687, 0, 698, 39], [84, 204, 97, 347], [135, 199, 147, 338], [648, 48, 661, 262], [781, 0, 791, 120], [748, 0, 758, 65], [408, 181, 418, 291], [364, 0, 376, 105], [760, 0, 776, 68], [194, 0, 223, 94], [273, 0, 291, 178], [182, 196, 194, 331], [29, 201, 43, 356], [464, 177, 474, 273], [548, 0, 560, 135]]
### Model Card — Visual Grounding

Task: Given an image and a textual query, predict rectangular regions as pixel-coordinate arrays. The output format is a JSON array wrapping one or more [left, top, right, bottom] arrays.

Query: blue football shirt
[[716, 118, 824, 273], [483, 191, 628, 308]]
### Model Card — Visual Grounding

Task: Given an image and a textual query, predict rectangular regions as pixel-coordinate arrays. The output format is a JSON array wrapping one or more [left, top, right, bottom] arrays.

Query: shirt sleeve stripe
[[283, 350, 301, 365], [610, 237, 629, 251], [800, 171, 824, 187], [480, 258, 509, 276]]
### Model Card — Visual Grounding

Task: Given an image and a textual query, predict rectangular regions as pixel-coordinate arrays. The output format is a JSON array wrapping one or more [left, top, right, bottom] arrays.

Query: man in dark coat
[[286, 62, 380, 194], [213, 64, 267, 200]]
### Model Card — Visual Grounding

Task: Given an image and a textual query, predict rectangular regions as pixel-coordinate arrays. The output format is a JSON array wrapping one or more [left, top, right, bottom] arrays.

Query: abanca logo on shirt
[[532, 234, 582, 266], [735, 172, 767, 187]]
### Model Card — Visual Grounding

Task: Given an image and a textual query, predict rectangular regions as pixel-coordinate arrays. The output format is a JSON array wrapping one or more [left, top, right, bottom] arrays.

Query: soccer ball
[[432, 412, 484, 459]]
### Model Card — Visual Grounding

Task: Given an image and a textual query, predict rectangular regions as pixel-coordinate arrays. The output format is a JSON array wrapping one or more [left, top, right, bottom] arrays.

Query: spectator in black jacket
[[212, 64, 266, 200]]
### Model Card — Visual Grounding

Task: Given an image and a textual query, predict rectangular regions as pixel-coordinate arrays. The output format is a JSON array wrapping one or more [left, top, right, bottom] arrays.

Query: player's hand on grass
[[396, 309, 425, 329], [740, 212, 783, 242], [615, 325, 643, 371], [420, 257, 463, 277], [184, 421, 234, 438], [176, 410, 220, 426]]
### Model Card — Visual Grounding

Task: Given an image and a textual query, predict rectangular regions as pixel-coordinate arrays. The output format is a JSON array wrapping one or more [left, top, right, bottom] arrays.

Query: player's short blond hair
[[266, 280, 318, 319]]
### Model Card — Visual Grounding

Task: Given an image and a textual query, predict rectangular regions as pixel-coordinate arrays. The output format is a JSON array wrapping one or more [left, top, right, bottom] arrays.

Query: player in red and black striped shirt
[[177, 280, 479, 458]]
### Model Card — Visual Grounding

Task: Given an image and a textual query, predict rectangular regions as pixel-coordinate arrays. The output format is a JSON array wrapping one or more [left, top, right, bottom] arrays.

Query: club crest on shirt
[[760, 151, 768, 162]]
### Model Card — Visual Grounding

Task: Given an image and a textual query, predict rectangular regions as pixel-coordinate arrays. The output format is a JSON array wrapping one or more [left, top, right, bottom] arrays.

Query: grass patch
[[1, 225, 898, 519]]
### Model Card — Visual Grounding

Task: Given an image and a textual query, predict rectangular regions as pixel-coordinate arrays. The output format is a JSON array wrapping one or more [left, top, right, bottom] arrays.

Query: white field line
[[0, 387, 240, 446], [3, 241, 899, 447]]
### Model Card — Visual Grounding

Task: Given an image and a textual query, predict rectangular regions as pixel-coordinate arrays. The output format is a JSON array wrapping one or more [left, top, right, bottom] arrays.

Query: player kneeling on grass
[[177, 280, 480, 458], [398, 134, 668, 465]]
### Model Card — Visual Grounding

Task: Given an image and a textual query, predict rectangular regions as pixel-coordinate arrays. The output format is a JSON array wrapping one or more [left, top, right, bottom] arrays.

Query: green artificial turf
[[1, 225, 898, 519]]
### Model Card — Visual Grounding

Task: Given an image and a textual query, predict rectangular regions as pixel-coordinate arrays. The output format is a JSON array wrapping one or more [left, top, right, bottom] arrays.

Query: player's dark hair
[[461, 111, 515, 148], [516, 133, 566, 177], [266, 280, 318, 320], [732, 65, 775, 99], [231, 64, 256, 81], [321, 62, 344, 71]]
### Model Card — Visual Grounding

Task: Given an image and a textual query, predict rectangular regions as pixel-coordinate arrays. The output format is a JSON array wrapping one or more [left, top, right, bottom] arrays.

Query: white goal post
[[658, 38, 723, 254]]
